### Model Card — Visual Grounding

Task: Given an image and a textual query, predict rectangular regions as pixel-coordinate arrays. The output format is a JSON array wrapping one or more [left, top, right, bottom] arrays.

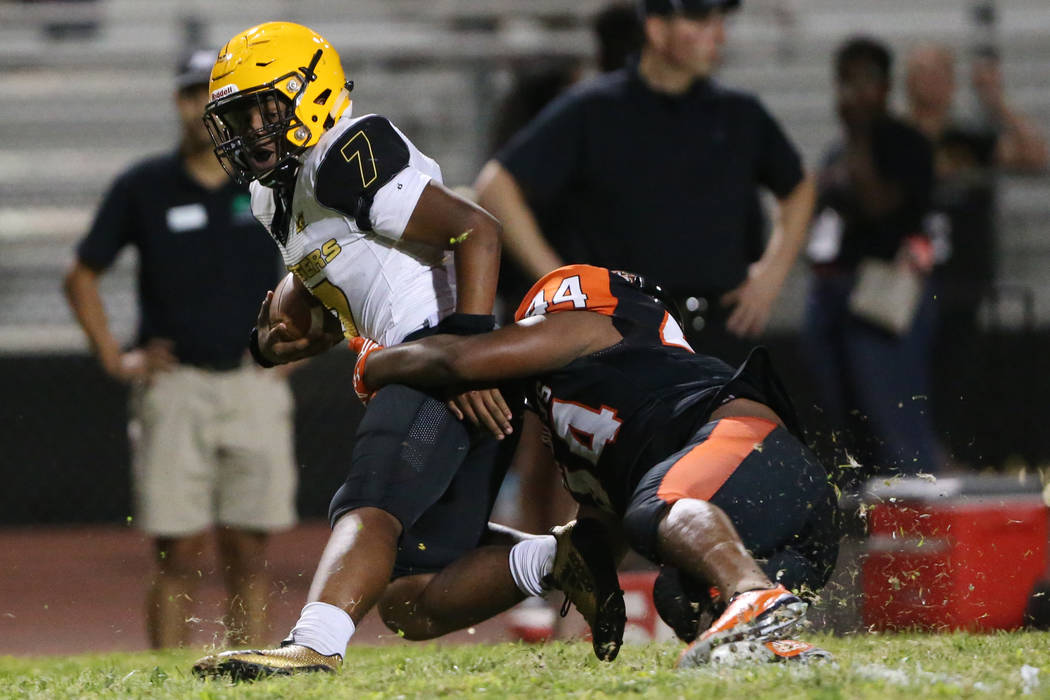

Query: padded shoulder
[[315, 116, 411, 227]]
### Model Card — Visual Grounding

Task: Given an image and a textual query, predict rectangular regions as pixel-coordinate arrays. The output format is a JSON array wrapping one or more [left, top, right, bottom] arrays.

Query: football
[[269, 272, 338, 340]]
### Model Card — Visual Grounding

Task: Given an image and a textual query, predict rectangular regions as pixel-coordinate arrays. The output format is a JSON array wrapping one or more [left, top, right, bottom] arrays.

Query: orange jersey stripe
[[656, 417, 778, 504], [515, 264, 618, 322]]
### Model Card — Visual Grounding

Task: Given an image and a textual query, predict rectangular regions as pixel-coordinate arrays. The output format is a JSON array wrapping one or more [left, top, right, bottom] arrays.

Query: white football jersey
[[250, 113, 456, 346]]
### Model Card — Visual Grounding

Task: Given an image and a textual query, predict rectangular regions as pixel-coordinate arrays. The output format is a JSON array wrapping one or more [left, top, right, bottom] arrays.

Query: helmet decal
[[210, 84, 238, 100]]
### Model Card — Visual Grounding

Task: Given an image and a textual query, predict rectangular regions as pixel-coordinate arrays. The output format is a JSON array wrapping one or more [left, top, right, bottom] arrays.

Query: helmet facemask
[[204, 47, 332, 187], [205, 82, 305, 187]]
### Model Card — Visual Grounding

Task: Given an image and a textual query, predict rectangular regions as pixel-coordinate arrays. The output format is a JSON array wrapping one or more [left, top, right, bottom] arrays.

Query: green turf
[[2, 633, 1049, 699]]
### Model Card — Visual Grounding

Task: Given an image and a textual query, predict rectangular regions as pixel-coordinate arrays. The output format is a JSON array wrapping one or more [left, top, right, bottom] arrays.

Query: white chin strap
[[330, 88, 352, 120]]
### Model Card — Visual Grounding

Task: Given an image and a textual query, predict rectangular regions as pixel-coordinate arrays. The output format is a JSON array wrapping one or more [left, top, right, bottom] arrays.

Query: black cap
[[639, 0, 740, 17], [175, 48, 216, 89]]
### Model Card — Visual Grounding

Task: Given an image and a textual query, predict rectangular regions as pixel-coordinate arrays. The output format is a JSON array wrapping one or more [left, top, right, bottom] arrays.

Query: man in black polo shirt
[[63, 49, 296, 648], [476, 0, 815, 365]]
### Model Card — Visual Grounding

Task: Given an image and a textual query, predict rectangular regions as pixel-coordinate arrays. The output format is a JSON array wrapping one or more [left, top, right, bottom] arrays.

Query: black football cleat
[[652, 565, 724, 644], [544, 519, 626, 662]]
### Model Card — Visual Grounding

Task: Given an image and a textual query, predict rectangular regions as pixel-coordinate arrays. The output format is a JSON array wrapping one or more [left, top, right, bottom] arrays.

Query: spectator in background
[[476, 0, 815, 368], [593, 1, 645, 73], [488, 2, 643, 316], [907, 43, 1048, 177], [904, 42, 1048, 467], [487, 57, 583, 320], [476, 0, 813, 575], [802, 36, 939, 482], [62, 49, 297, 648]]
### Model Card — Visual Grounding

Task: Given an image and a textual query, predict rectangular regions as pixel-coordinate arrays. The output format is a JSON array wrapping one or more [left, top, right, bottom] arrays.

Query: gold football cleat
[[192, 643, 341, 682], [545, 519, 626, 662]]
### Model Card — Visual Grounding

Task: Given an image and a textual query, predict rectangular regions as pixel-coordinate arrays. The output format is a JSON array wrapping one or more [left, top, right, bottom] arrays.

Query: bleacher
[[0, 0, 1047, 352]]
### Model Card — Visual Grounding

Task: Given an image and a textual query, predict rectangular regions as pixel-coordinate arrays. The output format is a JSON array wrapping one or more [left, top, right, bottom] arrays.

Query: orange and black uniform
[[516, 265, 838, 591]]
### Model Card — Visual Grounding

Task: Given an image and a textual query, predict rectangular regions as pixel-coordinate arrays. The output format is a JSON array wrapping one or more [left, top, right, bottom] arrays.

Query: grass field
[[2, 632, 1050, 699]]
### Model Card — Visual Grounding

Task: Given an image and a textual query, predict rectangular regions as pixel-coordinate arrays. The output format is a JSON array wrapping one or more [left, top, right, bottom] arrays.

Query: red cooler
[[861, 475, 1047, 631]]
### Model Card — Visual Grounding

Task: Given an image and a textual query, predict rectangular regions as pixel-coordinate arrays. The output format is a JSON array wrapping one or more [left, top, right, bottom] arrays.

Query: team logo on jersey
[[288, 238, 342, 279]]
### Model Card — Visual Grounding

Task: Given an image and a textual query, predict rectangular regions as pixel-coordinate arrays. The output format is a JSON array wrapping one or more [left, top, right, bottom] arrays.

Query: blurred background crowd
[[0, 0, 1048, 651]]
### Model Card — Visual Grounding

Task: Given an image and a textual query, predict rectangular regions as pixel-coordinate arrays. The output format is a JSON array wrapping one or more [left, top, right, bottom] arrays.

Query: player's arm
[[397, 182, 513, 432], [474, 161, 563, 282], [401, 182, 502, 316], [251, 287, 343, 366], [358, 310, 619, 393], [314, 116, 502, 317]]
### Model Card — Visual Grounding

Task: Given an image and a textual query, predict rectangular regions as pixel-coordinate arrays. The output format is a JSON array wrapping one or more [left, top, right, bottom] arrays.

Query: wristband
[[349, 336, 383, 404], [248, 327, 277, 368], [435, 313, 496, 336]]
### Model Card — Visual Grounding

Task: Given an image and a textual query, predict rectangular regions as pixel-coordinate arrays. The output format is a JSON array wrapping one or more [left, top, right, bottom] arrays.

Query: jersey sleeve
[[753, 97, 805, 198], [314, 115, 430, 239], [249, 180, 276, 234], [75, 171, 136, 270], [514, 264, 618, 321], [496, 88, 588, 208], [367, 163, 433, 239]]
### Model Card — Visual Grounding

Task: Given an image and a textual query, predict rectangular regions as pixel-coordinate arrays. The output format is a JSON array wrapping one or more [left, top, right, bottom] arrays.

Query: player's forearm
[[364, 336, 466, 390], [62, 262, 121, 367], [475, 161, 563, 282], [365, 314, 591, 391], [452, 209, 502, 315]]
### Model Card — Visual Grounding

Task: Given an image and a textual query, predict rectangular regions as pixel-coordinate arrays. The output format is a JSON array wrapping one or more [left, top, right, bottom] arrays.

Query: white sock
[[289, 601, 355, 657], [509, 535, 557, 597]]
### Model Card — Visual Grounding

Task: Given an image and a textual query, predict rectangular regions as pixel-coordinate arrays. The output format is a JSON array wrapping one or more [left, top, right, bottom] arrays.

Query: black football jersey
[[514, 265, 799, 516]]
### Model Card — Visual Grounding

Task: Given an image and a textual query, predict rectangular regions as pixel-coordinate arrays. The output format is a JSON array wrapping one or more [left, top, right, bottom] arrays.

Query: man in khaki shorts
[[63, 48, 296, 648], [129, 364, 295, 542]]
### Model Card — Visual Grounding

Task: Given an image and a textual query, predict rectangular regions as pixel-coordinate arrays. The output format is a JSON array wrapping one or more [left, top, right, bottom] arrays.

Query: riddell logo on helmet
[[211, 84, 238, 100]]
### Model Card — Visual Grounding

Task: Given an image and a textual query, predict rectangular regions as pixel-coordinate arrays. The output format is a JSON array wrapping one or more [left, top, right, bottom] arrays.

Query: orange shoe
[[709, 638, 834, 666], [676, 585, 807, 669]]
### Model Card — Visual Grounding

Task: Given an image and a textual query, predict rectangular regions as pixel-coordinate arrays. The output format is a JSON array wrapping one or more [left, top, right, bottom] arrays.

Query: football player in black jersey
[[352, 265, 841, 666]]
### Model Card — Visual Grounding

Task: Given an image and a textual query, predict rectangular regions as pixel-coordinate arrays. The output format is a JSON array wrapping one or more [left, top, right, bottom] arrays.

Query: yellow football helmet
[[203, 22, 353, 186]]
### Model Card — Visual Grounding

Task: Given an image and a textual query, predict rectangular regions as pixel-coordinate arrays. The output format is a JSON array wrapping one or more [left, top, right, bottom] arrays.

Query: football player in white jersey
[[192, 23, 624, 680]]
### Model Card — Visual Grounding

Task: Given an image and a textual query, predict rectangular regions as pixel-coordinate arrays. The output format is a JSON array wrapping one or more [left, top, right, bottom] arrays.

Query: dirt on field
[[0, 522, 525, 656]]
